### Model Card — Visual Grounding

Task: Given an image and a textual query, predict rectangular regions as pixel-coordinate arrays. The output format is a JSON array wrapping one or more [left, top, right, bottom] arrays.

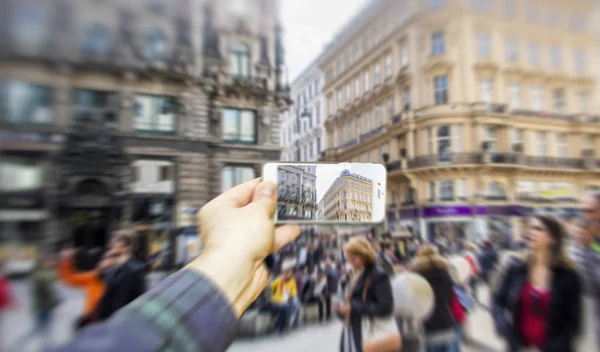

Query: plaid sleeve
[[47, 270, 238, 352]]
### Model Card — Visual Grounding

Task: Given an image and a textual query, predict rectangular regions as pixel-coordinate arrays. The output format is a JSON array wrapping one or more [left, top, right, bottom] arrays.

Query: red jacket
[[0, 276, 14, 311], [451, 292, 466, 325]]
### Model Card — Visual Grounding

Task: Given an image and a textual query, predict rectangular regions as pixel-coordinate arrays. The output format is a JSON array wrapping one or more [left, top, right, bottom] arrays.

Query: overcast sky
[[316, 163, 384, 203], [281, 0, 369, 81]]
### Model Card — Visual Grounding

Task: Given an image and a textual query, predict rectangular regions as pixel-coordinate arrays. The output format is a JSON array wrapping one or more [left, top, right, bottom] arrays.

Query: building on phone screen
[[312, 0, 600, 248], [277, 165, 317, 220], [0, 0, 290, 275], [320, 170, 373, 222]]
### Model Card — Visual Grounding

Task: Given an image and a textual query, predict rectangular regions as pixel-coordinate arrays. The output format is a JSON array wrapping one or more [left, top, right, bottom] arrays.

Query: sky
[[281, 0, 369, 81], [315, 163, 384, 203]]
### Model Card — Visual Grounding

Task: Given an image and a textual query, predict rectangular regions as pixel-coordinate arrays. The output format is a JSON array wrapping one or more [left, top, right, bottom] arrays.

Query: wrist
[[186, 250, 255, 317]]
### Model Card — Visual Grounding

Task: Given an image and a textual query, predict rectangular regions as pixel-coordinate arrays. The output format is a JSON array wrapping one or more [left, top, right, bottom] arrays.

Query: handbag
[[360, 275, 402, 352]]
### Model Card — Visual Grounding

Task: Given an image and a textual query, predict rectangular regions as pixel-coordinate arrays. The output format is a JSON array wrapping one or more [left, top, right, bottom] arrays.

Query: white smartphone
[[262, 162, 387, 225]]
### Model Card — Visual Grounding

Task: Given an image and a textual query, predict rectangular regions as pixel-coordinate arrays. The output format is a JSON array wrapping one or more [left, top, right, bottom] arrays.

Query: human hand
[[187, 178, 301, 317], [336, 301, 350, 317]]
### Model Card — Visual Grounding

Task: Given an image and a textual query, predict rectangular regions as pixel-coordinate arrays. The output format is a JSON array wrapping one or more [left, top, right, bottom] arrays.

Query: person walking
[[336, 237, 399, 352], [409, 246, 459, 352], [377, 240, 398, 277], [493, 215, 582, 352], [478, 241, 499, 286], [92, 231, 146, 321], [571, 192, 600, 348], [462, 242, 480, 302], [57, 248, 117, 330]]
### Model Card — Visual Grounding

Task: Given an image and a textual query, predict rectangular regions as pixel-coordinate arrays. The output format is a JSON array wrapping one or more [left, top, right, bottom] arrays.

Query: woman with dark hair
[[336, 237, 400, 352], [493, 215, 583, 352]]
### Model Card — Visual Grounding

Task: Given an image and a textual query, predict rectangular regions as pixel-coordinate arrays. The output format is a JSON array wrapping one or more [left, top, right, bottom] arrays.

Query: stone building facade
[[321, 170, 373, 222], [276, 165, 317, 220], [0, 0, 289, 272]]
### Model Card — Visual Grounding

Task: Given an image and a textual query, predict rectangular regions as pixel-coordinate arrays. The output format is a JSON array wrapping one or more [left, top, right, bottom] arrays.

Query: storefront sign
[[398, 208, 419, 219], [539, 188, 575, 199], [476, 206, 518, 216], [423, 206, 473, 218]]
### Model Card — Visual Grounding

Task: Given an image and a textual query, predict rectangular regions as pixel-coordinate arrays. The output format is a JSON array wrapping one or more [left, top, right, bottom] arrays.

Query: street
[[1, 276, 506, 352]]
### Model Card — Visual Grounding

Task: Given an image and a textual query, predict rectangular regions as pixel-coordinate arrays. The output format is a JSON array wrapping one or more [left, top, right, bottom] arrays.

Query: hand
[[187, 179, 301, 317], [336, 302, 350, 317]]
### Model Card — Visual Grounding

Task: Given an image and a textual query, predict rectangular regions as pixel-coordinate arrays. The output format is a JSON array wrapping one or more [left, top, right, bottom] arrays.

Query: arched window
[[486, 182, 507, 199], [230, 42, 250, 78], [10, 3, 48, 53], [83, 24, 109, 56], [145, 29, 166, 61]]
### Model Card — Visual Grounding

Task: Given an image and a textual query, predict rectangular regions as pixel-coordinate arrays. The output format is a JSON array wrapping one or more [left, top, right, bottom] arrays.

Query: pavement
[[1, 276, 505, 352], [2, 275, 596, 352]]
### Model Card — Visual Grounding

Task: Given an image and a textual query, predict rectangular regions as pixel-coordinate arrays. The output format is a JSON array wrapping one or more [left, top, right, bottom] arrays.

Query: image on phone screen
[[262, 163, 386, 225]]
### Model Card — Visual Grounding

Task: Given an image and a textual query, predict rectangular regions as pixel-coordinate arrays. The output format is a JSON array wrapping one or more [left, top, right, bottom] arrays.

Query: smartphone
[[262, 162, 386, 225]]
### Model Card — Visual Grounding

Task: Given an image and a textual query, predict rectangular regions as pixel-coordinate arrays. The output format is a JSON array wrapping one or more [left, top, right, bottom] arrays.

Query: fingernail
[[260, 182, 275, 197]]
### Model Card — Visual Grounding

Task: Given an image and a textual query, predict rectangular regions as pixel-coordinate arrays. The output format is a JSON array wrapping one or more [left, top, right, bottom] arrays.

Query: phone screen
[[262, 162, 386, 225]]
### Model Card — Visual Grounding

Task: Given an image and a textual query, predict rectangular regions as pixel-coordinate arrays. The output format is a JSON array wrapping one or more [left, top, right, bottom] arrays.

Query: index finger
[[212, 178, 262, 208]]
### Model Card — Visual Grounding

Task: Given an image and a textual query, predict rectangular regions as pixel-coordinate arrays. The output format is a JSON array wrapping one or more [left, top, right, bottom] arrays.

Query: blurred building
[[0, 0, 290, 273], [318, 0, 600, 245], [280, 59, 325, 161], [277, 165, 317, 220], [322, 170, 373, 222], [316, 199, 325, 221]]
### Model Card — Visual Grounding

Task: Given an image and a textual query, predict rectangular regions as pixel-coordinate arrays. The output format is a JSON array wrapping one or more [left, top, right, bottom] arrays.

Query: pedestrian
[[267, 259, 299, 334], [56, 247, 117, 330], [462, 242, 480, 302], [11, 253, 61, 351], [493, 215, 582, 352], [323, 257, 340, 296], [570, 192, 600, 348], [377, 240, 397, 277], [302, 268, 332, 322], [478, 241, 499, 286], [336, 237, 400, 352], [92, 231, 146, 321], [408, 245, 460, 352]]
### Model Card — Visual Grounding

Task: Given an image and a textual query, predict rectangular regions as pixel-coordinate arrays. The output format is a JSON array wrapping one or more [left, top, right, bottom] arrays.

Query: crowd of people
[[0, 178, 598, 352]]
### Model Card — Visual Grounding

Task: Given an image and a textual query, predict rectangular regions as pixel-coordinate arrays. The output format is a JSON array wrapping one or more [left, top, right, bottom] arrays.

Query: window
[[552, 88, 565, 114], [578, 92, 589, 113], [486, 127, 498, 152], [385, 55, 392, 77], [5, 81, 53, 125], [376, 106, 383, 127], [353, 44, 360, 62], [506, 38, 518, 61], [365, 112, 371, 131], [528, 42, 540, 65], [400, 44, 408, 67], [337, 91, 343, 109], [547, 10, 558, 26], [316, 137, 321, 154], [229, 42, 251, 78], [374, 64, 381, 85], [535, 131, 547, 157], [0, 159, 45, 191], [480, 78, 493, 103], [574, 50, 586, 72], [346, 123, 352, 142], [439, 180, 454, 200], [453, 125, 461, 152], [387, 98, 394, 118], [525, 1, 538, 21], [457, 179, 467, 199], [345, 85, 351, 104], [434, 76, 448, 105], [145, 28, 167, 61], [315, 103, 321, 124], [159, 165, 173, 181], [477, 33, 490, 57], [428, 181, 436, 200], [427, 127, 434, 154], [222, 108, 256, 143], [328, 98, 334, 115], [512, 128, 523, 152], [550, 46, 561, 68], [431, 32, 445, 55], [364, 71, 370, 91], [509, 83, 521, 109], [83, 24, 109, 56], [403, 87, 410, 110], [356, 116, 361, 137], [221, 166, 255, 193], [428, 0, 442, 10], [355, 78, 360, 98], [471, 0, 492, 12], [530, 86, 543, 111], [437, 125, 451, 162], [582, 135, 595, 157], [503, 0, 516, 18], [10, 2, 49, 54], [556, 134, 568, 158], [77, 89, 120, 130]]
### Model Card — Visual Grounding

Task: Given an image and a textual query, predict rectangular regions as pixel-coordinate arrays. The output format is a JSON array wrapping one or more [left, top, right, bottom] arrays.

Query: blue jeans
[[425, 330, 461, 352], [36, 310, 53, 331], [288, 298, 302, 327], [267, 303, 289, 333]]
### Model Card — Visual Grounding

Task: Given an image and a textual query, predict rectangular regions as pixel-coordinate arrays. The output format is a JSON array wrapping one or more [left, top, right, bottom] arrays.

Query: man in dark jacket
[[478, 241, 499, 285], [93, 231, 146, 321]]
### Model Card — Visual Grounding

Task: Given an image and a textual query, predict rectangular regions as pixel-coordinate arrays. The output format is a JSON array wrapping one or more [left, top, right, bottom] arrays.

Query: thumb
[[246, 181, 277, 218]]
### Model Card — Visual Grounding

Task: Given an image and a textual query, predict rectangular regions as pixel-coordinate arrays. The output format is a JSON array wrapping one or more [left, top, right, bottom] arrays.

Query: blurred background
[[1, 0, 599, 351]]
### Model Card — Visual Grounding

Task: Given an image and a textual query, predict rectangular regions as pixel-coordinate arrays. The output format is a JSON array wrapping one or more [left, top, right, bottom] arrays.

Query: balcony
[[386, 160, 402, 172], [486, 153, 587, 169], [408, 153, 481, 168], [359, 125, 385, 142], [510, 109, 572, 122]]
